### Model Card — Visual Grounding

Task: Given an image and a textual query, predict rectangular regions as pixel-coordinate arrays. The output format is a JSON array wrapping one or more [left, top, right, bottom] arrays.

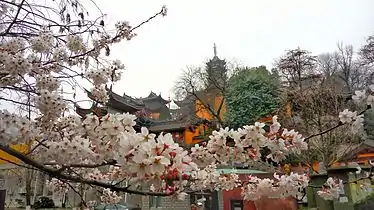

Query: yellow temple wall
[[0, 143, 29, 165]]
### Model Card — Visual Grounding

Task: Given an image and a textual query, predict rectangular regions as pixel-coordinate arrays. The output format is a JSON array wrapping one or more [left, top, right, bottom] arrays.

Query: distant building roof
[[339, 140, 374, 161], [74, 103, 200, 133], [85, 88, 144, 113], [148, 121, 186, 133], [138, 91, 170, 104], [84, 88, 172, 117], [75, 104, 108, 117]]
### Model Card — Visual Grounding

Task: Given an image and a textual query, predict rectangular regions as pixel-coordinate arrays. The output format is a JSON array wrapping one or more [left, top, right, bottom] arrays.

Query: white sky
[[93, 0, 374, 100]]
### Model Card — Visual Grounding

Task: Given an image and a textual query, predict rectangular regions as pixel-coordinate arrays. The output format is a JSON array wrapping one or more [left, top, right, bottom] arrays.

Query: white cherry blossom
[[1, 0, 374, 206]]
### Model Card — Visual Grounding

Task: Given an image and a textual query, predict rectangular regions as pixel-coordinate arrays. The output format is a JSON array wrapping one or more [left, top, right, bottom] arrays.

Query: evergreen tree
[[225, 66, 280, 128]]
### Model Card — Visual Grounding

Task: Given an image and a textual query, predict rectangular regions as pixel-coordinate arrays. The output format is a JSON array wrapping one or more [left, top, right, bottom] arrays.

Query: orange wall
[[0, 143, 29, 164], [182, 94, 225, 145], [149, 112, 160, 120], [196, 100, 212, 121], [195, 95, 225, 121], [184, 124, 209, 145]]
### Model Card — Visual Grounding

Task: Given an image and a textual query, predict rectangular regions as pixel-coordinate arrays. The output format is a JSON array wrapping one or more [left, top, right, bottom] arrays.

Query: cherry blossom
[[339, 109, 357, 124], [317, 177, 344, 200], [0, 0, 373, 207], [241, 172, 309, 200], [352, 90, 367, 103], [100, 189, 123, 204]]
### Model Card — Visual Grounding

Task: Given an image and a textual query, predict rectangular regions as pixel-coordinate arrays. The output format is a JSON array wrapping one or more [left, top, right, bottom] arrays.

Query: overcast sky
[[92, 0, 374, 101]]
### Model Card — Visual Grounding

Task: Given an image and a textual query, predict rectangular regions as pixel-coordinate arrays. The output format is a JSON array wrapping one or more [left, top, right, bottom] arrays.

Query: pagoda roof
[[138, 91, 170, 104], [85, 88, 145, 113], [85, 87, 172, 113], [75, 103, 209, 134], [174, 95, 194, 107], [75, 104, 189, 133], [75, 104, 108, 118]]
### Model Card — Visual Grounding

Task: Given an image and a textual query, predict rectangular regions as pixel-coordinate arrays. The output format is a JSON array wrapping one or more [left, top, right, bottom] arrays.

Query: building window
[[149, 196, 161, 208], [230, 200, 243, 210], [190, 192, 213, 210]]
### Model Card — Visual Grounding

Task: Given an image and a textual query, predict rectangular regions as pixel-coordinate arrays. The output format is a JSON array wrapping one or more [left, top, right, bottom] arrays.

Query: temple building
[[75, 87, 208, 146], [75, 44, 227, 147], [76, 87, 181, 129]]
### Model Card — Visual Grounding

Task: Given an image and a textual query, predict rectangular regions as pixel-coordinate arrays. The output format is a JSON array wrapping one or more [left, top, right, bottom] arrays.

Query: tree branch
[[0, 143, 170, 196], [50, 159, 118, 172], [0, 157, 35, 170], [305, 105, 371, 142], [4, 0, 26, 34]]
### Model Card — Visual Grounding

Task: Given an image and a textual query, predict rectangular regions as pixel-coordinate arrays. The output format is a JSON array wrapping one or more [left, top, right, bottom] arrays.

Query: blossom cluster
[[0, 110, 40, 144], [0, 38, 32, 86], [67, 35, 86, 54], [352, 85, 374, 106], [29, 111, 312, 203], [189, 164, 240, 192], [317, 177, 344, 200], [85, 60, 124, 103], [190, 116, 308, 166], [31, 30, 54, 53], [242, 172, 309, 200], [100, 189, 123, 204], [338, 109, 364, 134], [340, 85, 374, 133], [316, 166, 374, 201], [46, 178, 71, 194]]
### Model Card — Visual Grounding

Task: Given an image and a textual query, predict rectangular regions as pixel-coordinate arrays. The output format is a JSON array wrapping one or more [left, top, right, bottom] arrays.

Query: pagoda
[[171, 44, 228, 144], [174, 43, 228, 126], [206, 43, 228, 90]]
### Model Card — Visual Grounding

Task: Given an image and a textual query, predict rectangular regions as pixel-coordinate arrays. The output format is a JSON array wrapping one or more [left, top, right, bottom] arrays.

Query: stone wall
[[142, 195, 191, 210]]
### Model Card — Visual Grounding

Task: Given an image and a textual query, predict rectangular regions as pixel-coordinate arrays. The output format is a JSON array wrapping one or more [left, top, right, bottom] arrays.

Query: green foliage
[[225, 66, 280, 128], [355, 189, 374, 206]]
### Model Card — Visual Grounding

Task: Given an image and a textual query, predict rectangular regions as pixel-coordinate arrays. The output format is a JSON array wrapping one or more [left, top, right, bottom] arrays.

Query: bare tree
[[333, 42, 365, 92], [276, 48, 317, 90], [359, 35, 374, 84], [278, 46, 365, 171], [279, 85, 361, 172], [174, 60, 230, 126], [360, 35, 374, 66], [316, 53, 337, 78]]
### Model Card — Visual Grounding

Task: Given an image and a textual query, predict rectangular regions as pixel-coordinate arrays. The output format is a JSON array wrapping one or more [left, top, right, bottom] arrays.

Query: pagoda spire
[[168, 95, 171, 109], [213, 43, 217, 57]]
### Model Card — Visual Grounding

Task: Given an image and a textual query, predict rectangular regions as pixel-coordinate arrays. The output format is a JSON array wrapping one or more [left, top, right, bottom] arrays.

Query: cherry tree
[[0, 0, 372, 208]]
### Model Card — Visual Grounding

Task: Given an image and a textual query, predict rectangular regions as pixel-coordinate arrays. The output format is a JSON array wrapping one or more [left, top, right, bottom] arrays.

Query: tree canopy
[[225, 66, 280, 128]]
